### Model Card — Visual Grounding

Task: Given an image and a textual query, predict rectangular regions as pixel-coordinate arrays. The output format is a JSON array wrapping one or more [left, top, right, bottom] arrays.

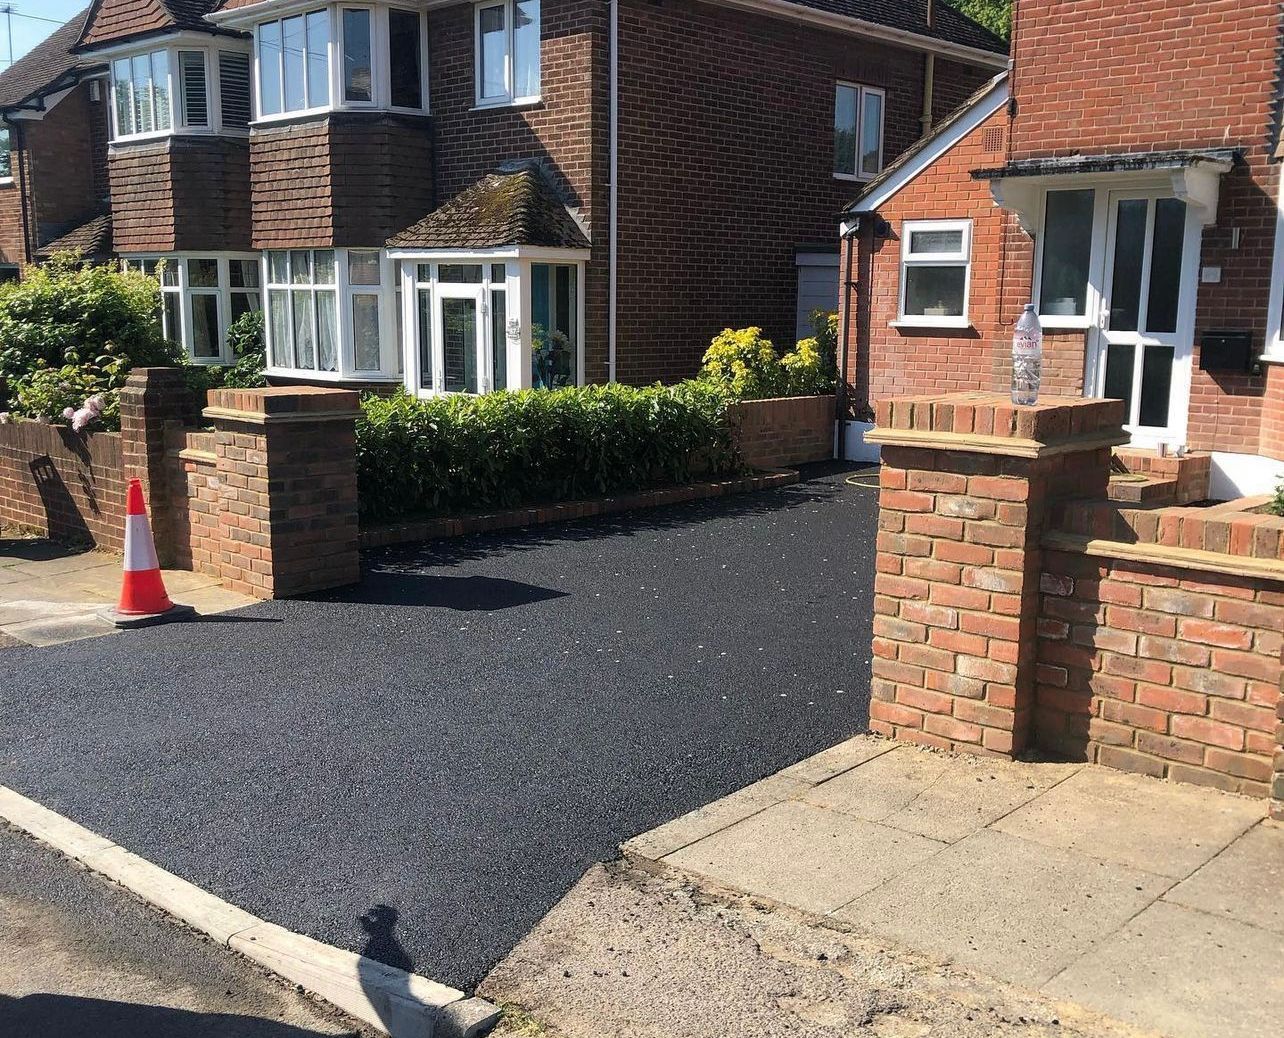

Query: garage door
[[795, 250, 839, 340]]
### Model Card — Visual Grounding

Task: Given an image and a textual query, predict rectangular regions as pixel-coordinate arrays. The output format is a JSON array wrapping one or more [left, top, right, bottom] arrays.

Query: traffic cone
[[101, 478, 195, 628]]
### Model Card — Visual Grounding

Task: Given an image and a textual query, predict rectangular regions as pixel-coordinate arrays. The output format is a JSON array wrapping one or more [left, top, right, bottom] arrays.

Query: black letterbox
[[1198, 330, 1253, 374]]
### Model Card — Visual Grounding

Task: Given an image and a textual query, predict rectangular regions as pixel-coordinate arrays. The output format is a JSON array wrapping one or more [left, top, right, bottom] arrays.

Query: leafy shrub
[[0, 255, 178, 413], [12, 364, 122, 429], [183, 310, 268, 401], [698, 327, 785, 399], [780, 310, 838, 396], [1270, 477, 1284, 517], [356, 382, 738, 523]]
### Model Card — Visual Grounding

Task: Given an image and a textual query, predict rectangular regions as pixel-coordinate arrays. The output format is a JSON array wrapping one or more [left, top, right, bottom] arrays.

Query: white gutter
[[608, 0, 619, 383], [704, 0, 1009, 70]]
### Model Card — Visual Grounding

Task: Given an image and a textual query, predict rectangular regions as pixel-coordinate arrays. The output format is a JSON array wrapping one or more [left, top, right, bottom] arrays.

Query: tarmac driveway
[[0, 464, 877, 991]]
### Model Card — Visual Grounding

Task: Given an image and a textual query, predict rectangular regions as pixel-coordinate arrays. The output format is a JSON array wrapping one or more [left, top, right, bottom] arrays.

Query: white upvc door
[[433, 281, 490, 395], [1087, 190, 1200, 448]]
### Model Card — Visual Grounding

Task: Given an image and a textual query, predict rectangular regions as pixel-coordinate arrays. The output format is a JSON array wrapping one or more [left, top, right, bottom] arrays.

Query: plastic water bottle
[[1011, 304, 1043, 406]]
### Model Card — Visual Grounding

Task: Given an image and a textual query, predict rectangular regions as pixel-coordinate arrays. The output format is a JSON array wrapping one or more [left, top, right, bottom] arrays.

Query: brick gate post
[[864, 393, 1127, 757], [119, 367, 193, 566], [204, 386, 361, 599]]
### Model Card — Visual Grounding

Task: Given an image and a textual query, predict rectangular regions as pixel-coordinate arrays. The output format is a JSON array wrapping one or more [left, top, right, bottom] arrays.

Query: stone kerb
[[864, 392, 1128, 758]]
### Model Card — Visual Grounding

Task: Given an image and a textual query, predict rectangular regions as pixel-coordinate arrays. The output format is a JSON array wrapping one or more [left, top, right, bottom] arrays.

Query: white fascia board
[[850, 77, 1008, 214], [386, 246, 590, 261], [81, 30, 236, 60], [211, 0, 445, 29], [703, 0, 1010, 69]]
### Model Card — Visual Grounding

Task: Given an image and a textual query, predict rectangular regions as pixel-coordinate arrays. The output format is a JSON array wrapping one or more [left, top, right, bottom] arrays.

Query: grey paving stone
[[834, 828, 1169, 986], [665, 799, 945, 915], [1044, 900, 1284, 1038], [992, 766, 1263, 879], [800, 744, 946, 821], [775, 734, 893, 784], [4, 612, 119, 647], [1164, 823, 1284, 935]]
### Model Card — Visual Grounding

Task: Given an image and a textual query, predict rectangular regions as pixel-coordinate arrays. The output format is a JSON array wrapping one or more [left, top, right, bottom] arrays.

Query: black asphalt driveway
[[0, 464, 878, 991]]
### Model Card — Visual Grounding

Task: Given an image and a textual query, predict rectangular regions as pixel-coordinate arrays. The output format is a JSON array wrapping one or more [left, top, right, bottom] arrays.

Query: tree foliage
[[943, 0, 1012, 40]]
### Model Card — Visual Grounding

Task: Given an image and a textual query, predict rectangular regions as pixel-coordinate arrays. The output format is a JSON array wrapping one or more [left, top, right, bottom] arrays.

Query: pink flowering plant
[[13, 363, 122, 431]]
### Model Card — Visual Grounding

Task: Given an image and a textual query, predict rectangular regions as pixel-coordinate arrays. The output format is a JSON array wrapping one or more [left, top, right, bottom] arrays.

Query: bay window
[[897, 220, 972, 327], [254, 6, 427, 119], [123, 255, 262, 364], [834, 82, 884, 180], [110, 42, 252, 140], [265, 249, 400, 379], [475, 0, 541, 107]]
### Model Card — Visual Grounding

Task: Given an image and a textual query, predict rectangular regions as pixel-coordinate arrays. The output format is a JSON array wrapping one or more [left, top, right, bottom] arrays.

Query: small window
[[834, 82, 884, 180], [1037, 189, 1095, 319], [475, 0, 541, 106], [342, 8, 374, 104], [0, 127, 11, 181], [388, 8, 424, 109], [113, 51, 173, 138], [178, 51, 209, 127], [219, 51, 252, 129], [898, 220, 971, 326]]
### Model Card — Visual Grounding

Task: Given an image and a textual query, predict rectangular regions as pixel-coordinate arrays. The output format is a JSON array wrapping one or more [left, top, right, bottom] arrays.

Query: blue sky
[[0, 2, 87, 69]]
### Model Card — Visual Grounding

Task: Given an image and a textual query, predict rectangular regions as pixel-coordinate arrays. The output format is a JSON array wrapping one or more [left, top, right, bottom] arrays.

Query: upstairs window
[[834, 82, 884, 180], [219, 51, 253, 129], [178, 51, 209, 127], [388, 8, 424, 110], [475, 0, 541, 107], [259, 10, 331, 116], [113, 51, 172, 138]]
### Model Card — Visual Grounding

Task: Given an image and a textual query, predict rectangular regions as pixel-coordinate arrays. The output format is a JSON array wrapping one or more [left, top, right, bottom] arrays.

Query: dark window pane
[[491, 289, 507, 390], [189, 257, 219, 288], [438, 264, 482, 283], [1039, 189, 1094, 317], [230, 291, 260, 321], [353, 294, 381, 370], [417, 289, 432, 389], [1145, 198, 1186, 334], [904, 265, 966, 317], [191, 294, 220, 358], [1103, 343, 1135, 408], [833, 84, 857, 175], [1109, 199, 1147, 332], [1138, 345, 1174, 427], [343, 9, 373, 103], [389, 9, 423, 108], [442, 297, 477, 392], [162, 292, 182, 345], [860, 89, 882, 176]]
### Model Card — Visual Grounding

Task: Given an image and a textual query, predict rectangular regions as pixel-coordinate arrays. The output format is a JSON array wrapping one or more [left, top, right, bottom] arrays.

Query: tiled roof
[[387, 166, 591, 251], [37, 212, 114, 259], [78, 0, 229, 50], [0, 10, 94, 111], [781, 1, 1008, 56]]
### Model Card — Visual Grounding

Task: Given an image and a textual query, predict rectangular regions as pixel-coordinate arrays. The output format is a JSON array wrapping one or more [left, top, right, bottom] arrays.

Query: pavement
[[617, 734, 1284, 1038], [0, 822, 368, 1037], [0, 538, 256, 647], [0, 463, 880, 992]]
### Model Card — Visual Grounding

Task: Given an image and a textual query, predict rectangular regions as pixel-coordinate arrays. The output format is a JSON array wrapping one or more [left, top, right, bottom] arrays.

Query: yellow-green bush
[[698, 313, 837, 400]]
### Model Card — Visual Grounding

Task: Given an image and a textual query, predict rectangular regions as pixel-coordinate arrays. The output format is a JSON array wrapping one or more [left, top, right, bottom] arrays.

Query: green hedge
[[356, 382, 739, 524]]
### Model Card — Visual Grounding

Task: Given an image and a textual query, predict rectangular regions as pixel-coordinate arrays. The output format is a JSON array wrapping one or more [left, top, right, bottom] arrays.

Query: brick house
[[0, 0, 1004, 388], [840, 0, 1284, 499]]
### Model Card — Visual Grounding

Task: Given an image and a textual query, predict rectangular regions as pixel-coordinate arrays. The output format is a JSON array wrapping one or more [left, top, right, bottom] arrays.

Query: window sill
[[890, 318, 972, 331], [1037, 315, 1091, 330], [265, 367, 401, 383], [1259, 352, 1284, 365], [471, 96, 542, 113], [0, 177, 13, 188], [834, 172, 877, 183]]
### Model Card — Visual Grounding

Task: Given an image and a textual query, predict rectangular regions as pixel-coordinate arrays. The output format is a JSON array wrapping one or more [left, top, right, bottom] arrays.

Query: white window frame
[[108, 40, 253, 143], [121, 253, 262, 365], [252, 4, 429, 125], [392, 249, 587, 395], [263, 248, 402, 380], [473, 0, 541, 110], [833, 81, 885, 183], [894, 219, 972, 329], [1031, 187, 1108, 331], [1264, 164, 1284, 363], [0, 125, 12, 184]]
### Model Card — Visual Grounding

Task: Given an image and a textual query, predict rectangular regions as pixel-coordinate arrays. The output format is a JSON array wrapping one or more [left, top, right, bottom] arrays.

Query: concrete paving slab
[[992, 766, 1263, 879], [5, 552, 119, 577], [623, 774, 811, 860], [169, 583, 259, 614], [1164, 824, 1284, 935], [1044, 899, 1284, 1038], [665, 799, 945, 915], [800, 744, 947, 821], [834, 827, 1169, 987], [775, 734, 893, 784], [3, 611, 119, 647]]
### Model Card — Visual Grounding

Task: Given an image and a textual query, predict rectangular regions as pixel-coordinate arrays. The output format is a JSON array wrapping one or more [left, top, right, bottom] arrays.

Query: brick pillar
[[119, 367, 194, 566], [864, 393, 1127, 758], [204, 386, 361, 599]]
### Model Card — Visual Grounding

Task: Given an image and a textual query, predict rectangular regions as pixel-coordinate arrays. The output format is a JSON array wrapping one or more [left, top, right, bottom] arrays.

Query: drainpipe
[[13, 120, 32, 265], [608, 0, 619, 382], [921, 54, 935, 135], [836, 215, 858, 462]]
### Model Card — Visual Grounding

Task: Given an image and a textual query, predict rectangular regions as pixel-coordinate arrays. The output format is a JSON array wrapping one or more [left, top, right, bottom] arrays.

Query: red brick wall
[[615, 0, 993, 385], [0, 421, 125, 549], [1037, 551, 1282, 799], [729, 394, 834, 469], [1264, 363, 1284, 463], [111, 136, 251, 252], [164, 429, 221, 577], [0, 149, 25, 265]]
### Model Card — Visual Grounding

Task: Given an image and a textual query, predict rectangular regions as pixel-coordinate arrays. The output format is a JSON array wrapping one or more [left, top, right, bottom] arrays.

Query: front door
[[1088, 191, 1196, 447]]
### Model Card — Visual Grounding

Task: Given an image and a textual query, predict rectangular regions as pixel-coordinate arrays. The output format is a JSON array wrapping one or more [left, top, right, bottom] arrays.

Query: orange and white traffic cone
[[101, 478, 195, 627]]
